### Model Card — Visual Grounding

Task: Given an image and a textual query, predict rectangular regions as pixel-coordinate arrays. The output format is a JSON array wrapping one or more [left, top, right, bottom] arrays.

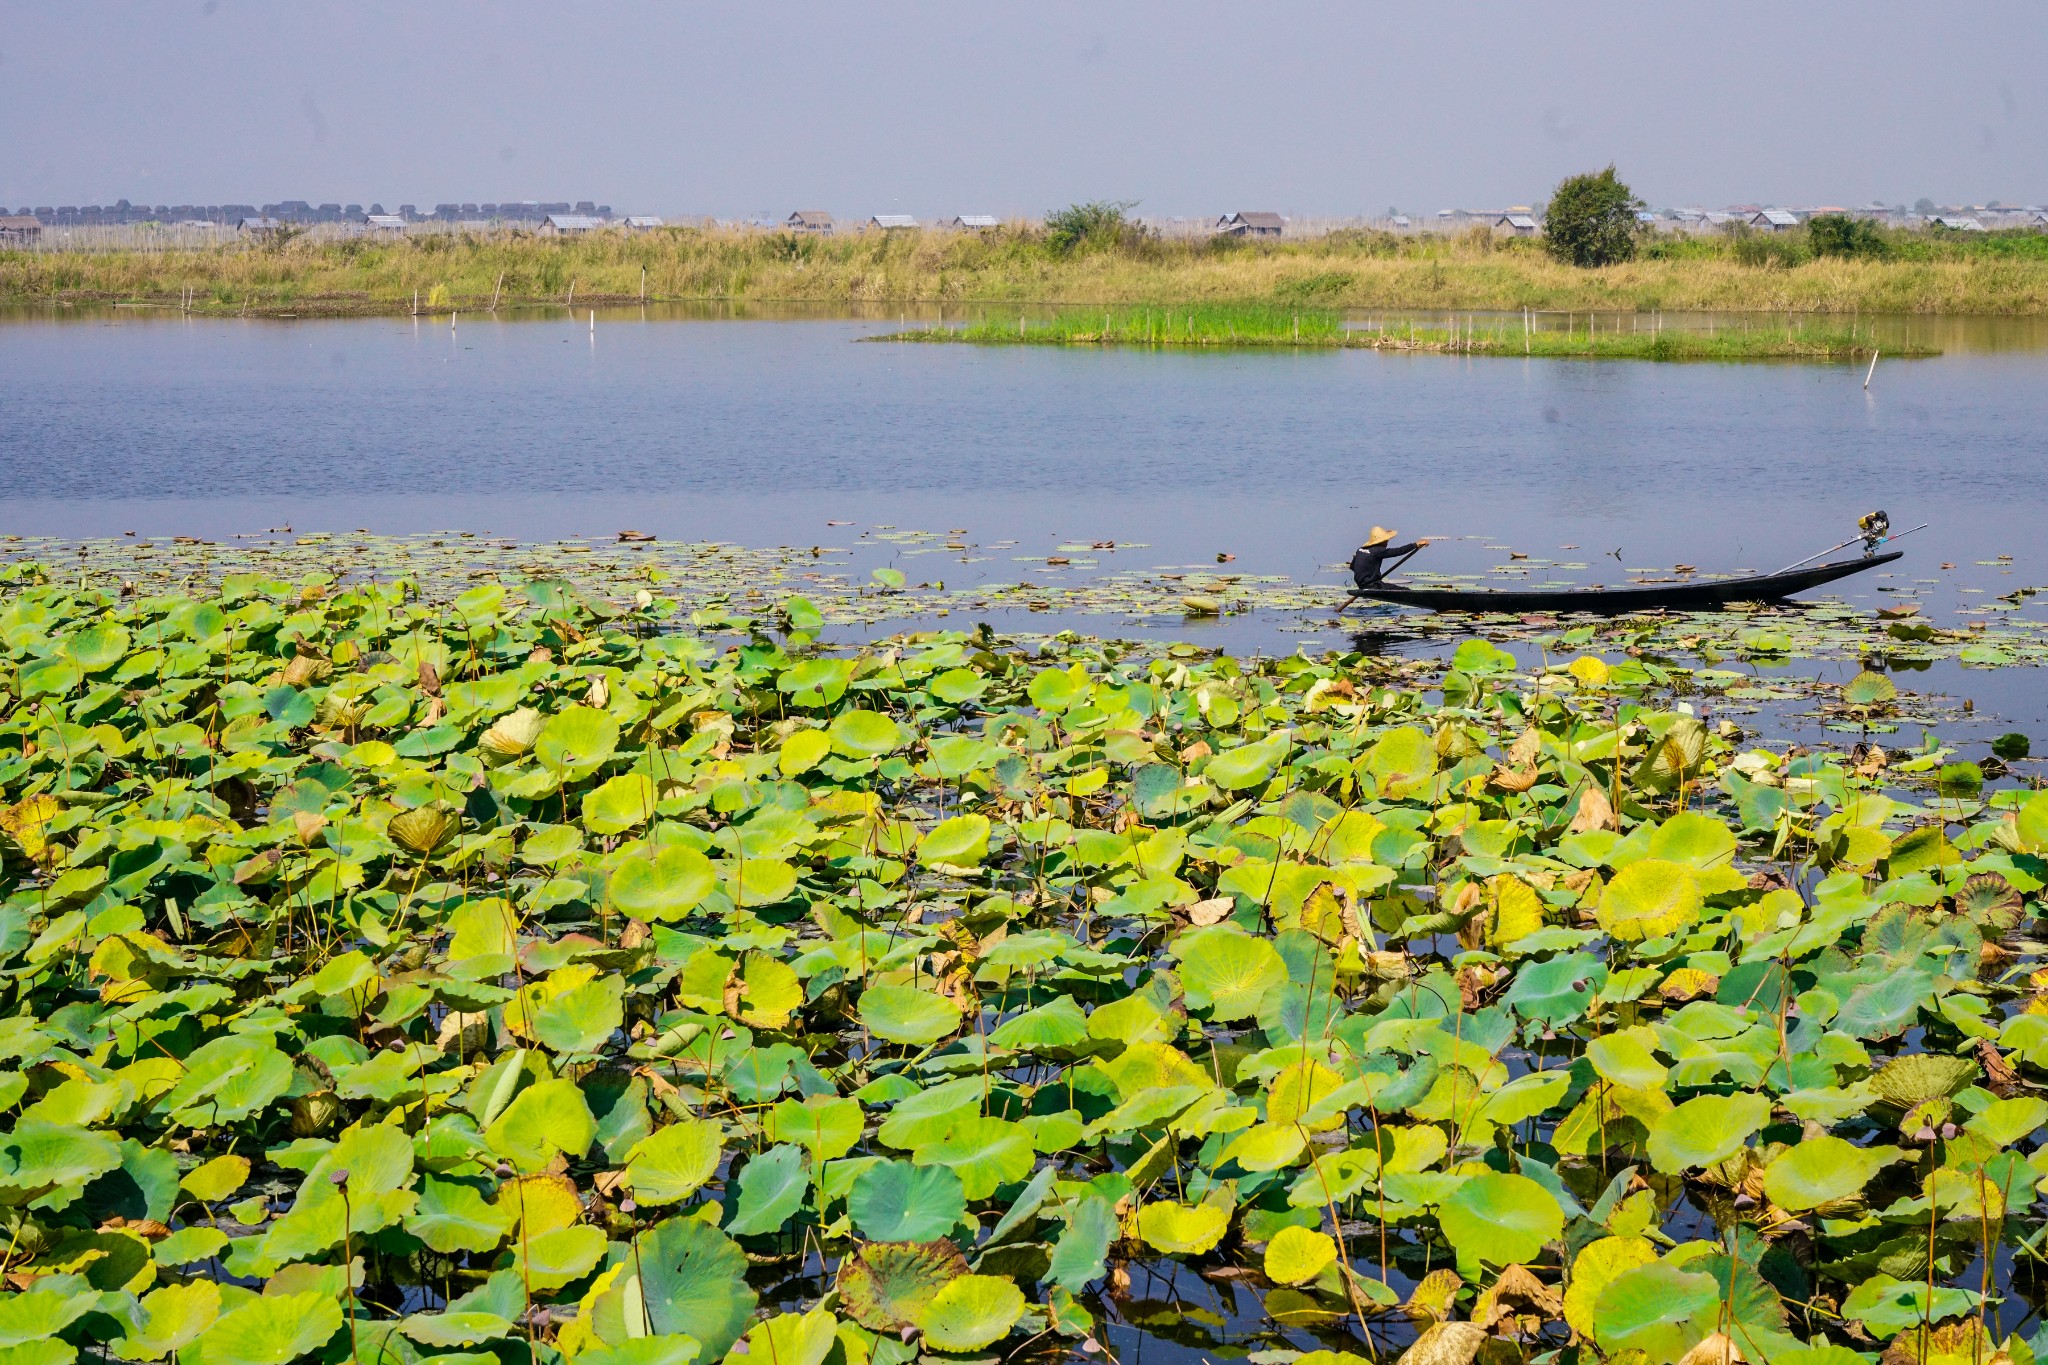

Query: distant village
[[3, 196, 2047, 247]]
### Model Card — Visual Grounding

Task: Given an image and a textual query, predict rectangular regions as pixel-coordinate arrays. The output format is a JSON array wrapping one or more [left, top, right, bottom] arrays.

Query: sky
[[3, 1, 2042, 218]]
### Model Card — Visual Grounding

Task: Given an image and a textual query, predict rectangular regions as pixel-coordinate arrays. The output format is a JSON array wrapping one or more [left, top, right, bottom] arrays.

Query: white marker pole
[[1864, 348, 1880, 389]]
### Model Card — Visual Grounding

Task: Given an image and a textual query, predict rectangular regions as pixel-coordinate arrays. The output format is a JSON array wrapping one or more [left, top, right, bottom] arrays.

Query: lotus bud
[[330, 1169, 350, 1188], [619, 1199, 637, 1215], [1941, 1122, 1958, 1140], [495, 1162, 515, 1180], [1914, 1126, 1938, 1143]]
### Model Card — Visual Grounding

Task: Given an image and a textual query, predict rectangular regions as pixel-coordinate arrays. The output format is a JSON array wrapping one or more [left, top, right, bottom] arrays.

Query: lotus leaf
[[1208, 733, 1291, 791], [1648, 1092, 1772, 1174], [919, 813, 991, 866], [849, 1160, 967, 1243], [1438, 1173, 1562, 1269], [828, 710, 906, 758], [610, 845, 716, 921], [778, 729, 831, 776], [1136, 1201, 1230, 1255], [725, 1143, 809, 1236], [111, 1281, 220, 1361], [1598, 858, 1703, 942], [1591, 1262, 1722, 1359], [912, 1115, 1033, 1199], [1763, 1136, 1899, 1211], [631, 1216, 758, 1359], [1264, 1225, 1337, 1285], [1177, 925, 1288, 1021], [0, 1121, 122, 1207], [584, 774, 659, 834], [511, 1223, 608, 1291], [859, 984, 963, 1046], [396, 1313, 515, 1348], [405, 1176, 513, 1254], [195, 1294, 341, 1365], [765, 1096, 862, 1163], [840, 1240, 969, 1332], [914, 1274, 1026, 1351], [625, 1119, 724, 1204], [742, 1310, 838, 1365], [485, 1077, 596, 1172], [534, 972, 625, 1055], [580, 1337, 702, 1365], [535, 705, 620, 777]]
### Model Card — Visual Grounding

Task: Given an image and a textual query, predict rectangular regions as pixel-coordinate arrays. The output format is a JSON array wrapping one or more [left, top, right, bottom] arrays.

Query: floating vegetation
[[883, 307, 1939, 362], [1, 539, 2047, 1365]]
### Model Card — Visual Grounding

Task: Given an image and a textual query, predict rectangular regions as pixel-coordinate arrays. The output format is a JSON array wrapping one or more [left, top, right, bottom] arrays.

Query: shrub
[[1043, 200, 1140, 255], [1543, 166, 1644, 268], [1808, 214, 1887, 258]]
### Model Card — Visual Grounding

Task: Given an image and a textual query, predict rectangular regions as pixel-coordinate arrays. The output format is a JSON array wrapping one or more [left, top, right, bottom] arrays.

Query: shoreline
[[8, 224, 2048, 317]]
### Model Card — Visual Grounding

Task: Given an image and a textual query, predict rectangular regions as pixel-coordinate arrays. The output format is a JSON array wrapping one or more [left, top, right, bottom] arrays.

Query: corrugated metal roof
[[1932, 216, 1986, 231], [950, 215, 999, 228], [787, 211, 833, 228], [238, 217, 284, 230], [1498, 215, 1540, 230], [543, 214, 605, 231], [1227, 211, 1285, 229], [869, 214, 918, 228], [624, 216, 665, 228], [363, 215, 407, 229], [1752, 210, 1801, 228]]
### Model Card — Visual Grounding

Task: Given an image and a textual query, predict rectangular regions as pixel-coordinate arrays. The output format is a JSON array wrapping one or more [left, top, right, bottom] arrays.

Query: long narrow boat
[[1350, 550, 1902, 614]]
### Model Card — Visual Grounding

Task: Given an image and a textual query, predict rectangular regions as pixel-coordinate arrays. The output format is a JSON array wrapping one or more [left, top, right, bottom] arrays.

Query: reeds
[[4, 223, 2047, 315], [888, 306, 1934, 361]]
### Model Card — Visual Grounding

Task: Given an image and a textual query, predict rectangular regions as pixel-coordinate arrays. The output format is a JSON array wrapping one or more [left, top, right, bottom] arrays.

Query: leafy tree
[[1043, 200, 1138, 254], [1542, 166, 1644, 268], [1807, 214, 1887, 259]]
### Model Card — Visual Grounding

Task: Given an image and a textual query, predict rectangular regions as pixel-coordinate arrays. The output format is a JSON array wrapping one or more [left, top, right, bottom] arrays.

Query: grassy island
[[881, 304, 1935, 361]]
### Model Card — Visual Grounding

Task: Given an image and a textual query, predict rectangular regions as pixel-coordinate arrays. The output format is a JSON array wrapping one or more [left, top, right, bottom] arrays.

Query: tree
[[1807, 214, 1886, 258], [1043, 200, 1138, 254], [1542, 166, 1644, 268]]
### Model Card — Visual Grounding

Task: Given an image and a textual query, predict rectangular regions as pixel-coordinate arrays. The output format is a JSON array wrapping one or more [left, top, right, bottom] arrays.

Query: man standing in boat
[[1351, 526, 1430, 588]]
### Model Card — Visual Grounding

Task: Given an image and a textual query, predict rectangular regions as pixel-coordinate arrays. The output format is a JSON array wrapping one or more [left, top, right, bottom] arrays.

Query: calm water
[[2, 305, 2045, 727]]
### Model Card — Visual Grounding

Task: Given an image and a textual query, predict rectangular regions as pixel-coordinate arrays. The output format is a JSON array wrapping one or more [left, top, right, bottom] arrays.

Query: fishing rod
[[1773, 520, 1928, 576]]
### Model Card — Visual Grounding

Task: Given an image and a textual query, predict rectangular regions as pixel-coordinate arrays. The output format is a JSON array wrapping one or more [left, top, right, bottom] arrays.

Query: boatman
[[1351, 526, 1430, 588]]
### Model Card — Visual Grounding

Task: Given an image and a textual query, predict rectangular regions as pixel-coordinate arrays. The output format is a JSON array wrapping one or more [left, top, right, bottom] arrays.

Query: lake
[[3, 304, 2046, 734]]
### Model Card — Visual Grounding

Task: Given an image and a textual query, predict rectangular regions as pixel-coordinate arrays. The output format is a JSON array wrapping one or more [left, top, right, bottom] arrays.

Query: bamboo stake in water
[[1865, 348, 1881, 389]]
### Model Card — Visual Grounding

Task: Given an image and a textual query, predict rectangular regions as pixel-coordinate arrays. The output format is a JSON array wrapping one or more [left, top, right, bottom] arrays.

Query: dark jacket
[[1351, 540, 1421, 588]]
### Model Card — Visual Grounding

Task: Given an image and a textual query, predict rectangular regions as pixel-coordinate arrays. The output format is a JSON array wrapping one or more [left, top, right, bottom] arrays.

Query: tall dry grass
[[6, 223, 2048, 314]]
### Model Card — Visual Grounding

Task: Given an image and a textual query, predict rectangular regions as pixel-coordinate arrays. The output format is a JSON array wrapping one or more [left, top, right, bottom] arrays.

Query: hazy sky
[[5, 1, 2042, 217]]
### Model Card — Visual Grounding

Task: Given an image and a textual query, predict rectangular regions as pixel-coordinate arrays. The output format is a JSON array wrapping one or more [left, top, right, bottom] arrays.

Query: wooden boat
[[1349, 550, 1902, 614]]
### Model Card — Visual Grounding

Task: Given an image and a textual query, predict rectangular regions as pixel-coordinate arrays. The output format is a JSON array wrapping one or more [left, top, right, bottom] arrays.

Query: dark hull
[[1349, 551, 1902, 614]]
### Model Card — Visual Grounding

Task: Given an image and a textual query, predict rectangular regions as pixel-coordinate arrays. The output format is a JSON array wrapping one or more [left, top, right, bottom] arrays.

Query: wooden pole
[[1864, 349, 1880, 389], [490, 272, 503, 311]]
